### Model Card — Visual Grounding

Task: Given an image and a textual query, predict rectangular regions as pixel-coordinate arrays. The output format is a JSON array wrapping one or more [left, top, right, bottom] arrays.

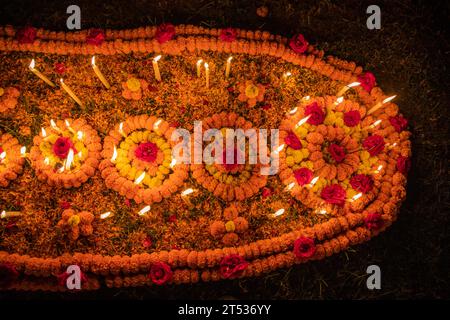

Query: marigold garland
[[0, 133, 25, 187]]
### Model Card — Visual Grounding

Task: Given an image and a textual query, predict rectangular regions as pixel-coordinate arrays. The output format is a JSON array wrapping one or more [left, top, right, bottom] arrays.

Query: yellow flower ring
[[190, 112, 268, 201], [279, 96, 407, 215], [29, 119, 101, 188], [100, 115, 189, 204], [0, 133, 25, 187]]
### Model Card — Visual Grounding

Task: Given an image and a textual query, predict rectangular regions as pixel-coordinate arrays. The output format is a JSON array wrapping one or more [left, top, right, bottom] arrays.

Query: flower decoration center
[[245, 84, 259, 99], [135, 142, 159, 163], [53, 137, 77, 159], [126, 78, 141, 92]]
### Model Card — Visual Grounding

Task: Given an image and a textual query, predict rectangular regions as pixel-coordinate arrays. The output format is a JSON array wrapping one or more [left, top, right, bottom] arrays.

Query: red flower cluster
[[357, 72, 376, 92], [220, 254, 249, 279], [54, 62, 66, 75], [86, 29, 105, 46], [15, 26, 36, 44], [304, 102, 325, 125], [294, 167, 313, 186], [284, 131, 302, 150], [397, 156, 411, 174], [343, 110, 361, 127], [362, 135, 385, 156], [321, 184, 346, 206], [149, 262, 173, 285], [328, 143, 346, 163], [389, 115, 408, 133], [364, 213, 383, 230], [52, 137, 76, 159], [219, 28, 238, 42], [155, 23, 176, 44], [289, 34, 309, 54], [293, 236, 316, 259], [261, 187, 273, 198], [135, 142, 158, 163], [350, 174, 374, 193]]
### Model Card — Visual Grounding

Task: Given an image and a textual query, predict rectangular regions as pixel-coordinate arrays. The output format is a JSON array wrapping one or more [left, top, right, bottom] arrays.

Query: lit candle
[[349, 192, 363, 202], [29, 59, 55, 87], [283, 71, 292, 78], [65, 149, 74, 170], [295, 114, 312, 128], [118, 122, 126, 138], [181, 188, 195, 207], [362, 119, 382, 131], [64, 119, 76, 134], [204, 62, 210, 89], [100, 211, 113, 219], [138, 205, 151, 216], [196, 59, 203, 77], [152, 55, 162, 82], [1, 210, 23, 219], [20, 146, 27, 158], [60, 79, 83, 107], [367, 95, 396, 115], [110, 145, 118, 163], [50, 119, 61, 132], [225, 56, 233, 78], [337, 82, 360, 97], [91, 56, 111, 89], [271, 208, 285, 218], [134, 172, 146, 185], [0, 150, 6, 163]]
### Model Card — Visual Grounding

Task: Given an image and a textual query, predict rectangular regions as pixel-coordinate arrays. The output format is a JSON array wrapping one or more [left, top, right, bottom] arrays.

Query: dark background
[[0, 0, 448, 299]]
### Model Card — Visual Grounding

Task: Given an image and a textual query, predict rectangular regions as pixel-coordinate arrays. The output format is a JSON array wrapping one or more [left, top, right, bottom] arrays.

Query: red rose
[[389, 115, 408, 133], [289, 34, 309, 54], [86, 29, 105, 46], [168, 214, 177, 223], [343, 110, 361, 127], [220, 254, 249, 279], [293, 236, 316, 259], [219, 28, 238, 42], [149, 262, 173, 285], [169, 121, 180, 128], [261, 187, 273, 198], [357, 72, 376, 93], [0, 263, 19, 287], [293, 167, 313, 186], [54, 62, 66, 75], [155, 23, 176, 44], [135, 142, 159, 163], [284, 132, 302, 150], [362, 135, 385, 156], [142, 236, 152, 248], [56, 268, 88, 287], [350, 174, 374, 193], [321, 184, 346, 206], [364, 213, 383, 230], [60, 201, 71, 210], [304, 102, 325, 125], [397, 156, 411, 174], [124, 198, 131, 207], [52, 137, 76, 159], [15, 26, 36, 44], [328, 143, 346, 163]]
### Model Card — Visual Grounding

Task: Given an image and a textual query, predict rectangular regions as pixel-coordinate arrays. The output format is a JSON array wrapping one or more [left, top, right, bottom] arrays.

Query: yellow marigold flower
[[286, 156, 294, 166], [126, 78, 141, 92], [225, 221, 236, 232], [301, 149, 309, 158], [360, 151, 370, 161]]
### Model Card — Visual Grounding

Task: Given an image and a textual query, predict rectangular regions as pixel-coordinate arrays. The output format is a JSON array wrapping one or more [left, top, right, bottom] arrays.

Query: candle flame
[[138, 205, 151, 216], [134, 172, 146, 185], [20, 146, 26, 156], [351, 192, 363, 202], [283, 71, 292, 77], [227, 56, 233, 62], [370, 119, 382, 128], [170, 158, 177, 168], [285, 182, 295, 191], [302, 96, 310, 101], [153, 55, 162, 62], [111, 146, 118, 162], [119, 122, 124, 134], [204, 62, 209, 70], [383, 95, 396, 104], [50, 119, 59, 131], [272, 208, 285, 217], [65, 149, 74, 170], [0, 151, 6, 160], [374, 164, 383, 174], [197, 59, 203, 66], [91, 56, 96, 66], [181, 188, 194, 196], [334, 96, 344, 105], [310, 176, 319, 186], [44, 157, 50, 165], [348, 82, 360, 88], [77, 151, 82, 158], [318, 209, 328, 215], [77, 131, 83, 140], [275, 144, 285, 153], [65, 119, 71, 127], [153, 119, 162, 130], [0, 211, 6, 219], [295, 114, 312, 128], [100, 211, 112, 219], [288, 107, 298, 115], [41, 127, 47, 137], [60, 78, 64, 84], [29, 59, 35, 69]]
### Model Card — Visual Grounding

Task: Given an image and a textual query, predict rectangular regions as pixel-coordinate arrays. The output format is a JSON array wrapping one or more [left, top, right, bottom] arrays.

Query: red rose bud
[[227, 86, 235, 92], [321, 184, 346, 206], [155, 23, 176, 44], [284, 132, 302, 150], [293, 236, 316, 259], [350, 174, 374, 193], [219, 28, 238, 42], [149, 262, 173, 285], [261, 187, 273, 198], [396, 156, 411, 174], [389, 115, 408, 132], [142, 237, 152, 248], [220, 254, 249, 279], [289, 34, 309, 54], [357, 72, 376, 93], [343, 110, 361, 127], [304, 102, 325, 125], [362, 135, 385, 156], [60, 201, 71, 210], [328, 143, 346, 163], [15, 26, 36, 44], [168, 214, 177, 223], [293, 167, 313, 186], [52, 137, 76, 159], [364, 213, 384, 230], [86, 29, 105, 46]]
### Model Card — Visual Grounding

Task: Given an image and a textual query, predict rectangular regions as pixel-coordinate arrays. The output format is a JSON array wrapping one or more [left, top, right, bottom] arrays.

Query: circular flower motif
[[237, 80, 265, 107], [293, 236, 316, 259], [284, 131, 302, 150], [155, 23, 176, 44], [219, 28, 238, 42], [57, 209, 94, 241], [349, 174, 374, 194], [321, 184, 346, 206], [190, 112, 268, 202], [54, 62, 66, 75], [100, 115, 189, 205], [0, 134, 25, 187], [220, 254, 249, 279], [293, 167, 313, 186], [343, 110, 361, 127], [0, 86, 20, 114], [121, 77, 148, 100], [210, 204, 249, 246], [328, 143, 346, 163], [149, 262, 173, 285], [289, 34, 309, 54], [29, 119, 101, 188], [86, 29, 105, 46]]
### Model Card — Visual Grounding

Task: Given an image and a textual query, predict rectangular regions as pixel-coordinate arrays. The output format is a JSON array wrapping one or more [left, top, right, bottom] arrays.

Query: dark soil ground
[[0, 0, 448, 299]]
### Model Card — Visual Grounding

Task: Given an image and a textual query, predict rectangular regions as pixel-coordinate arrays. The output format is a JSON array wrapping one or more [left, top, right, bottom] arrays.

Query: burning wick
[[138, 205, 151, 216], [77, 131, 84, 141], [284, 182, 295, 192], [317, 209, 328, 215], [41, 127, 47, 138], [152, 55, 162, 82], [334, 96, 344, 106], [283, 71, 292, 78], [20, 146, 26, 157], [111, 146, 118, 163], [367, 95, 397, 115], [374, 165, 383, 174], [100, 211, 113, 219], [169, 158, 177, 168], [271, 208, 285, 218], [181, 188, 194, 197], [288, 107, 298, 115], [118, 122, 126, 138], [44, 157, 50, 165], [308, 176, 319, 188]]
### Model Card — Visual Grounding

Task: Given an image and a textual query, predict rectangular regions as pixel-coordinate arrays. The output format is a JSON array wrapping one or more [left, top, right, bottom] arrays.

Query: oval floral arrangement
[[0, 24, 411, 291]]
